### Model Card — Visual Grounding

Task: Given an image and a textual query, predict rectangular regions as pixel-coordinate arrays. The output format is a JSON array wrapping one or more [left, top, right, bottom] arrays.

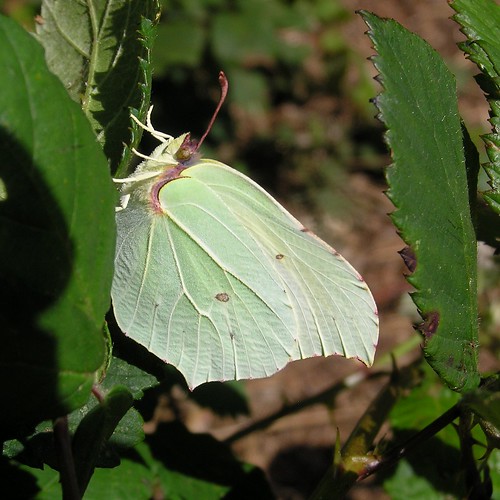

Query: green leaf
[[0, 14, 116, 437], [17, 464, 61, 500], [384, 459, 462, 500], [70, 434, 273, 499], [13, 449, 230, 500], [18, 439, 231, 500], [384, 367, 463, 498], [360, 11, 480, 392], [68, 355, 158, 454], [104, 407, 144, 449], [451, 0, 500, 215], [67, 356, 158, 450], [20, 459, 150, 499], [463, 375, 500, 431], [85, 438, 261, 500], [451, 0, 500, 80], [99, 356, 159, 399], [390, 366, 461, 441], [36, 0, 160, 173], [490, 449, 500, 498], [83, 455, 153, 499], [117, 17, 159, 178], [134, 440, 231, 500]]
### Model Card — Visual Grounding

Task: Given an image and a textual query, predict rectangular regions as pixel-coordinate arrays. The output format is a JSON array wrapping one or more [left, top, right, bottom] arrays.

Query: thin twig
[[358, 403, 461, 480]]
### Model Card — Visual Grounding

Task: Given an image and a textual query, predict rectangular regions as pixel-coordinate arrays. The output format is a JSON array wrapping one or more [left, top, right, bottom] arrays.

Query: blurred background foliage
[[2, 0, 384, 224], [150, 0, 383, 220]]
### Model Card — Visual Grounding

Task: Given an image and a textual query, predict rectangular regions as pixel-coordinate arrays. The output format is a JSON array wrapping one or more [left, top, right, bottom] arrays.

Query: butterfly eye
[[174, 134, 198, 163]]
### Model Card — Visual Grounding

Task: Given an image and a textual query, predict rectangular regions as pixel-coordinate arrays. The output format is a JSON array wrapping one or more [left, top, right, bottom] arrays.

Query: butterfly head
[[173, 133, 200, 165]]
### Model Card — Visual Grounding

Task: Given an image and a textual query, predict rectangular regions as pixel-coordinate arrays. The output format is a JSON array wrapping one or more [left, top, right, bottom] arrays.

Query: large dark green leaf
[[36, 0, 160, 173], [361, 11, 480, 391], [0, 14, 116, 437], [451, 0, 500, 215], [15, 438, 273, 499], [85, 441, 232, 499]]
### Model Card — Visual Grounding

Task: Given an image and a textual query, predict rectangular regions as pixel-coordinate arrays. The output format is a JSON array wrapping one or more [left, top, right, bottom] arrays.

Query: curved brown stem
[[53, 416, 80, 500]]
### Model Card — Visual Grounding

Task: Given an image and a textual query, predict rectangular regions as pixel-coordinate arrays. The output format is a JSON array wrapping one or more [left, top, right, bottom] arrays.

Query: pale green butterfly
[[112, 72, 378, 389]]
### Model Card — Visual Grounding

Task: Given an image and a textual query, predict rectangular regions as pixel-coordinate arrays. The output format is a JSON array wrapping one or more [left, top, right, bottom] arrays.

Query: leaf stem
[[53, 416, 81, 500]]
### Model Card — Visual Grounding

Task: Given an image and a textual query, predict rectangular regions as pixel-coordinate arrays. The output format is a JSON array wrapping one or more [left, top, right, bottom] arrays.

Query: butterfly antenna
[[196, 71, 228, 151]]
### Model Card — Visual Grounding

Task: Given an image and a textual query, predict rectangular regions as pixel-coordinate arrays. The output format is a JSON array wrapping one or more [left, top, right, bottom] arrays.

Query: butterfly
[[111, 72, 378, 388]]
